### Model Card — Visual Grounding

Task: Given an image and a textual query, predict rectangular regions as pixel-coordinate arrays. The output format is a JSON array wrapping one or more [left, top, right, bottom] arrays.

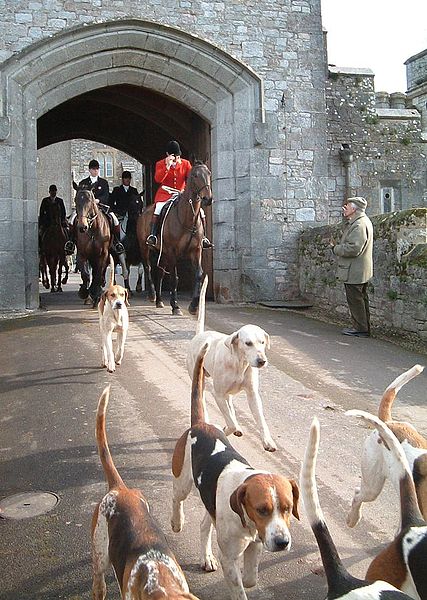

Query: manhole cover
[[0, 491, 59, 519]]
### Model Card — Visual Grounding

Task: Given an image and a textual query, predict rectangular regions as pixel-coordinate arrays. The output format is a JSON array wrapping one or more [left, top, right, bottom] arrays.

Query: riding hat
[[166, 140, 181, 156], [88, 159, 100, 170], [49, 184, 57, 192]]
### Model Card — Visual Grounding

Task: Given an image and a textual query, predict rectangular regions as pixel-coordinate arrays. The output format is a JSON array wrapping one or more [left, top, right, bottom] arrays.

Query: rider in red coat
[[146, 140, 213, 248]]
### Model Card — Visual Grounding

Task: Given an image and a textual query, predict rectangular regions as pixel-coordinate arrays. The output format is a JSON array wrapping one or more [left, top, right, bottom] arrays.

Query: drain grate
[[0, 491, 59, 519]]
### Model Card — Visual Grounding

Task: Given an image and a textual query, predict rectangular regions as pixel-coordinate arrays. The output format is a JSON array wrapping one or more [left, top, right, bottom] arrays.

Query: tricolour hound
[[173, 342, 300, 600]]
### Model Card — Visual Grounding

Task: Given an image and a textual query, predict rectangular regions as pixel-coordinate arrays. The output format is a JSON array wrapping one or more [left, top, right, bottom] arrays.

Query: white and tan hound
[[172, 342, 299, 600], [347, 365, 427, 527], [98, 254, 129, 373], [91, 386, 199, 600], [300, 417, 414, 599], [348, 410, 427, 599], [186, 275, 276, 452]]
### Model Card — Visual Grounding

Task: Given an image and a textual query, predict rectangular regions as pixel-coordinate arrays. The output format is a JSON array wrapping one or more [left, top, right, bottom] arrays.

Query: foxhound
[[98, 254, 129, 373], [172, 342, 299, 600], [347, 365, 427, 527], [300, 417, 414, 599], [187, 275, 276, 452], [91, 386, 199, 600], [348, 410, 427, 599]]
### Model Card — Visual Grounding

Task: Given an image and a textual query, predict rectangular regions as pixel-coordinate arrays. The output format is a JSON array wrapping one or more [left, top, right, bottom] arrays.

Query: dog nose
[[115, 302, 122, 309], [273, 535, 290, 551], [256, 357, 266, 367]]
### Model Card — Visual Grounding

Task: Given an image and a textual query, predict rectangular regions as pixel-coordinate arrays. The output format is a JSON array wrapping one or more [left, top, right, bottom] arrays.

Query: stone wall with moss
[[299, 208, 427, 341]]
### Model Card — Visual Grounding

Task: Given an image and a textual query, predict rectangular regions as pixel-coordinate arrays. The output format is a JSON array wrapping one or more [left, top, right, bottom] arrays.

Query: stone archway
[[0, 19, 264, 309]]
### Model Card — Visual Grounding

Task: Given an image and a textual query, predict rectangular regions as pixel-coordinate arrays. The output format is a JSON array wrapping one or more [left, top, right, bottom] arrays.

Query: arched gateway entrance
[[0, 19, 264, 309]]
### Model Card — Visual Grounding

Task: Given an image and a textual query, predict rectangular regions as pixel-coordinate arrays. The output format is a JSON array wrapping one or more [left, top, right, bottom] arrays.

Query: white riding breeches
[[154, 200, 205, 219]]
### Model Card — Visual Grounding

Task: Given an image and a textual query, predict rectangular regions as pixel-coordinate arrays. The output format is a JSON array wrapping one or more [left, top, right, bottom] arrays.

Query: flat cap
[[347, 196, 367, 210]]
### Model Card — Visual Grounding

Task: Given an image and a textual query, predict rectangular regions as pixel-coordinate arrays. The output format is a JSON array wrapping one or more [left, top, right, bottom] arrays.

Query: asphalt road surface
[[0, 272, 425, 600]]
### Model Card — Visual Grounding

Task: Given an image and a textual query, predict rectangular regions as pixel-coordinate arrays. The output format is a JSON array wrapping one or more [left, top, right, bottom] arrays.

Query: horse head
[[75, 188, 98, 233], [189, 161, 213, 207]]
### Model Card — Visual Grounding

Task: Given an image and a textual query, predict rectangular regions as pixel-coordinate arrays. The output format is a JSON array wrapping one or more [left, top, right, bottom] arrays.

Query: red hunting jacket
[[154, 158, 192, 203]]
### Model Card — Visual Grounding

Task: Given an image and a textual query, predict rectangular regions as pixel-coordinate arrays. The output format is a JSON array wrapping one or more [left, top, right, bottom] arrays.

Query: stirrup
[[146, 234, 157, 247], [64, 241, 75, 255], [202, 237, 214, 249], [114, 241, 125, 254]]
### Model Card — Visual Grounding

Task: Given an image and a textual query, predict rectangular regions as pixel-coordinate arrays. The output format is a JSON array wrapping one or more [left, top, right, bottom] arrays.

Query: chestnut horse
[[74, 189, 111, 306], [39, 201, 69, 292], [136, 161, 212, 315]]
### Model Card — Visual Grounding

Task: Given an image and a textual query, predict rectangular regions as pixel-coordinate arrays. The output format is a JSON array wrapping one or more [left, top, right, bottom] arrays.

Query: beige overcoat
[[333, 211, 373, 284]]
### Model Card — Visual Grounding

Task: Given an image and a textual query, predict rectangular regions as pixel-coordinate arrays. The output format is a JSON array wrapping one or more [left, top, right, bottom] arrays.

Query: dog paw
[[242, 576, 257, 589], [346, 509, 361, 528], [171, 516, 183, 533], [107, 366, 116, 373], [115, 359, 122, 365], [201, 555, 218, 572], [263, 438, 277, 452]]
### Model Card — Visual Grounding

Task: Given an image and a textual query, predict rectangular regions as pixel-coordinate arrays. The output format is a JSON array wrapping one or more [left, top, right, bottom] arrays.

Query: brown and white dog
[[300, 417, 414, 600], [91, 386, 199, 600], [348, 410, 427, 599], [98, 255, 129, 373], [187, 275, 276, 452], [172, 342, 300, 600], [347, 365, 427, 527]]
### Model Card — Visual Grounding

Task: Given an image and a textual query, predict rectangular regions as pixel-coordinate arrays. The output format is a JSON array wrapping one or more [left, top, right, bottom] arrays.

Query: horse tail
[[196, 274, 208, 336], [96, 386, 125, 490], [108, 254, 115, 287], [191, 342, 210, 427]]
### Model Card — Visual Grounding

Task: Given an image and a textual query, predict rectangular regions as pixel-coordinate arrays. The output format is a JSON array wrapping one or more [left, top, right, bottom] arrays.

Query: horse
[[136, 161, 212, 316], [114, 192, 144, 296], [74, 188, 111, 307], [39, 201, 69, 292]]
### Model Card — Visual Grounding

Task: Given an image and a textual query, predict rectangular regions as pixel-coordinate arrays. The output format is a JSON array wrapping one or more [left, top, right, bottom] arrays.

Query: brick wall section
[[298, 208, 427, 341], [326, 69, 427, 223]]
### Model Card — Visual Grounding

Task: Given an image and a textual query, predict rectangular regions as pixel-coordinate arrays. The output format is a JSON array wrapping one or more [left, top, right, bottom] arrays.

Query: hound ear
[[264, 332, 270, 349], [125, 289, 130, 306], [99, 292, 107, 315], [289, 479, 300, 520], [224, 332, 239, 349], [230, 484, 247, 527]]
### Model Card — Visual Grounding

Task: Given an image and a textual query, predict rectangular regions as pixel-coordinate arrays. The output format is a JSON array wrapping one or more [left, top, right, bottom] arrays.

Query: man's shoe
[[64, 241, 75, 255], [341, 328, 370, 338], [202, 237, 214, 249], [146, 234, 157, 247], [114, 241, 125, 254]]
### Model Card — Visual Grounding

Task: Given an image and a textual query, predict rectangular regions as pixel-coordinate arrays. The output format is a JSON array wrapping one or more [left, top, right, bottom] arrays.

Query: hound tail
[[196, 275, 208, 336], [108, 254, 115, 288], [190, 342, 210, 427], [346, 409, 424, 528], [96, 386, 125, 490], [378, 365, 424, 422], [300, 418, 349, 589]]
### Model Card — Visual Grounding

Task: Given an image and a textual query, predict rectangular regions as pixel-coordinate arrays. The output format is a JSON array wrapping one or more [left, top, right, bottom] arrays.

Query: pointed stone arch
[[0, 19, 264, 308]]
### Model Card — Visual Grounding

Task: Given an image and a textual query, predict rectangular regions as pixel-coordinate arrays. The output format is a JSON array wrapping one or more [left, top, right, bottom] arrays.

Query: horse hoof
[[172, 307, 183, 316], [78, 286, 89, 299], [188, 303, 198, 315], [156, 301, 165, 309], [136, 285, 142, 293]]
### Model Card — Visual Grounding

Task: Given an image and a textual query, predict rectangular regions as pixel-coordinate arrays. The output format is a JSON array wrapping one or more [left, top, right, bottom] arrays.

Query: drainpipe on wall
[[339, 143, 354, 203]]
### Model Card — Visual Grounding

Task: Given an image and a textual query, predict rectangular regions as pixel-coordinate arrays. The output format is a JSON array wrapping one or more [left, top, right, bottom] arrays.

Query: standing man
[[332, 197, 373, 337], [146, 140, 212, 248], [66, 159, 124, 254]]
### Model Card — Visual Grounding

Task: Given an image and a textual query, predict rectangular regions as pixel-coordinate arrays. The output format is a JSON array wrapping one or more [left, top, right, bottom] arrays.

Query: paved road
[[0, 273, 425, 600]]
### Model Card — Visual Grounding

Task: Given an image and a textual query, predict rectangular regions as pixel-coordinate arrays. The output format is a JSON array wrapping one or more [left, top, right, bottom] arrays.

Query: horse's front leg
[[169, 264, 182, 316], [135, 263, 144, 294], [77, 255, 90, 299], [117, 252, 130, 295], [188, 255, 203, 315], [48, 257, 58, 292]]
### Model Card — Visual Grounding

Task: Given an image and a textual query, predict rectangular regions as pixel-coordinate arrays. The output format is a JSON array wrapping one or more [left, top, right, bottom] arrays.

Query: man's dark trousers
[[344, 283, 371, 334]]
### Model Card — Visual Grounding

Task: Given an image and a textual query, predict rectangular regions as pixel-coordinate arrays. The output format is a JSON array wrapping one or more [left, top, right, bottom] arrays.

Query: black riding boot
[[113, 223, 125, 254], [64, 222, 76, 255], [146, 215, 159, 247], [201, 216, 214, 249]]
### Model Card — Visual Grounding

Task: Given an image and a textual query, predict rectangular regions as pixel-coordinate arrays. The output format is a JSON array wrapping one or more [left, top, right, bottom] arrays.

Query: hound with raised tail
[[347, 365, 427, 527], [98, 254, 129, 373], [91, 386, 199, 600], [186, 275, 276, 452], [347, 410, 427, 599], [173, 342, 300, 600], [300, 417, 414, 599]]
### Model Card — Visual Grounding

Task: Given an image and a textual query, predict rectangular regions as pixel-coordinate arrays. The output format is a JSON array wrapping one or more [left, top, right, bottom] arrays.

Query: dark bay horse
[[116, 192, 144, 296], [39, 201, 69, 292], [74, 189, 111, 306], [136, 161, 212, 315]]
